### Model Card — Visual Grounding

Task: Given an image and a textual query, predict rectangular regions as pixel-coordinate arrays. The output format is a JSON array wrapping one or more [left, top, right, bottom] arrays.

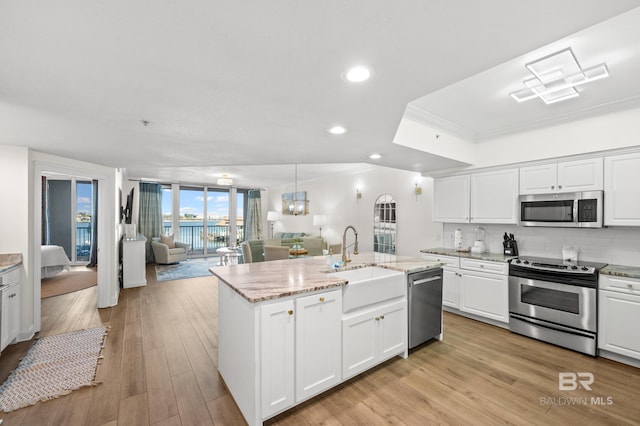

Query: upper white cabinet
[[519, 158, 603, 195], [433, 175, 470, 223], [434, 169, 518, 224], [470, 169, 519, 224], [604, 152, 640, 226]]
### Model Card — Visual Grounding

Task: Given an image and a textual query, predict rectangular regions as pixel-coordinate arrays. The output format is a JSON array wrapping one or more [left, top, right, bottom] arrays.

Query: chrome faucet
[[342, 225, 359, 265]]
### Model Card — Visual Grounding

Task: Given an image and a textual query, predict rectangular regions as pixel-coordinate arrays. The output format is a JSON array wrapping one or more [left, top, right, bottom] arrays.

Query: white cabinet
[[433, 175, 470, 223], [260, 299, 295, 417], [519, 158, 603, 195], [458, 258, 508, 324], [122, 234, 147, 288], [420, 253, 460, 309], [599, 275, 640, 360], [442, 268, 461, 309], [434, 170, 518, 224], [470, 168, 519, 224], [604, 153, 640, 226], [342, 300, 405, 380], [1, 267, 21, 352], [295, 290, 342, 402]]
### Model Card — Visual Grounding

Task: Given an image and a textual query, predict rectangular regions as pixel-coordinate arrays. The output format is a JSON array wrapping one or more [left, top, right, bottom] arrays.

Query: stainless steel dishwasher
[[408, 268, 443, 349]]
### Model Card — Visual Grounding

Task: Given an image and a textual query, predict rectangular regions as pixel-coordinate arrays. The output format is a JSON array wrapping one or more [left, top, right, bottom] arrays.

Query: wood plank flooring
[[1, 265, 639, 425]]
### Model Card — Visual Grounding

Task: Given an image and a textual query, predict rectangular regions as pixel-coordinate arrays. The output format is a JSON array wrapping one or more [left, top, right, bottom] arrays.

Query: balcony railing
[[163, 224, 244, 254], [76, 225, 92, 261]]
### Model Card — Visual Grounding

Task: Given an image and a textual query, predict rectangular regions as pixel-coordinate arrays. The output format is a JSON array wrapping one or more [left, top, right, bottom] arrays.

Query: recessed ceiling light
[[327, 125, 347, 135], [369, 153, 382, 160], [344, 66, 372, 83]]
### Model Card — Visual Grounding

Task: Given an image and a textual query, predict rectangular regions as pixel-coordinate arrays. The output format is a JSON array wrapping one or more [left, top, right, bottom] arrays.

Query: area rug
[[155, 257, 222, 282], [0, 326, 108, 413], [41, 266, 97, 299]]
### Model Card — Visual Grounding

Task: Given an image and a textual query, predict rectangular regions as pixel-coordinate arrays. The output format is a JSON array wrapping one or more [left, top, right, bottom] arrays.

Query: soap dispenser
[[326, 249, 335, 267]]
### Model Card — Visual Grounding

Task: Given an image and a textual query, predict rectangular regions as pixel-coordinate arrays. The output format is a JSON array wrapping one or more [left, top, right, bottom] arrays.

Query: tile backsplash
[[443, 223, 640, 267]]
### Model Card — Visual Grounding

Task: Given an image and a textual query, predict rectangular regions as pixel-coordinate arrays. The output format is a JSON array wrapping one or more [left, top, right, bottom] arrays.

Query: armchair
[[151, 236, 190, 264]]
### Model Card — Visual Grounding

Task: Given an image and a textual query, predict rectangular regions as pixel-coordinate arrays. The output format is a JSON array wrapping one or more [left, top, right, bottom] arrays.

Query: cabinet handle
[[380, 315, 385, 320], [319, 297, 325, 302], [558, 185, 562, 189], [375, 316, 380, 321], [287, 310, 293, 315], [551, 185, 555, 189]]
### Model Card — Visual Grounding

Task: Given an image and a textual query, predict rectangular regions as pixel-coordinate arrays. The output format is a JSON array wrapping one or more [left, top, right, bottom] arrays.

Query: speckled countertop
[[420, 247, 515, 263], [209, 253, 442, 303], [600, 264, 640, 280], [0, 253, 22, 273]]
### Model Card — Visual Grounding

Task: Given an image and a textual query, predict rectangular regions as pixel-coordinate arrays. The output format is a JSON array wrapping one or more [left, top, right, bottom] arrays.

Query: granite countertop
[[600, 264, 640, 280], [209, 252, 442, 303], [420, 247, 514, 263], [0, 253, 22, 273]]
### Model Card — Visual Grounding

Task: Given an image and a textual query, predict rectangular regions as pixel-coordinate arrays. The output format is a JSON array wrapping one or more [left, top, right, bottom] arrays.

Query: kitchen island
[[210, 253, 440, 426]]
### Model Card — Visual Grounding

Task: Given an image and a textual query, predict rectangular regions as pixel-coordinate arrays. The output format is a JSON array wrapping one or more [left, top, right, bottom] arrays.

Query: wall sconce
[[414, 183, 422, 201], [267, 210, 278, 238], [356, 188, 362, 202]]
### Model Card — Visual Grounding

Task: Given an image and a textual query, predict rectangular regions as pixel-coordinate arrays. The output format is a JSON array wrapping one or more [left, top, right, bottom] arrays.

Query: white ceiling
[[1, 1, 639, 187]]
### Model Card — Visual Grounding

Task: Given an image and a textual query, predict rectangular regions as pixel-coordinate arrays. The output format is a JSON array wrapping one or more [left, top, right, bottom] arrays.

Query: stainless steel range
[[508, 256, 607, 356]]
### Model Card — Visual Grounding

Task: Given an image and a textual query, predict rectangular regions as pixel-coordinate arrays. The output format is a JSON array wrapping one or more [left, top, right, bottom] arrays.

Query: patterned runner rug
[[0, 326, 108, 413]]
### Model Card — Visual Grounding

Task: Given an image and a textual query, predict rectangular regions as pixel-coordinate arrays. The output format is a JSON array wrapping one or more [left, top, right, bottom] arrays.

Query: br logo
[[559, 372, 594, 391]]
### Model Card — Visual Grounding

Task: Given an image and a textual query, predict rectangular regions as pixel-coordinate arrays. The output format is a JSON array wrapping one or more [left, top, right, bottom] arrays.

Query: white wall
[[0, 146, 32, 339], [266, 165, 442, 258]]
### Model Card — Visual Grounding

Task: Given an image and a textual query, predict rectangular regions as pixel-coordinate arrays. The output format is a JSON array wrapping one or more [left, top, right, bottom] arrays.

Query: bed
[[41, 245, 71, 279]]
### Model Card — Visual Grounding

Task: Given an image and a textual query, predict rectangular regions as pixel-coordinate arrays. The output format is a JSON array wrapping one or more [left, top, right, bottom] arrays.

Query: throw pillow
[[161, 234, 176, 248]]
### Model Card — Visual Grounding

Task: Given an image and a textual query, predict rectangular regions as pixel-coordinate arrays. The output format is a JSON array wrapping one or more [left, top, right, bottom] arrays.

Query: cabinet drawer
[[420, 253, 459, 268], [460, 258, 507, 275], [599, 275, 640, 295], [0, 267, 20, 287]]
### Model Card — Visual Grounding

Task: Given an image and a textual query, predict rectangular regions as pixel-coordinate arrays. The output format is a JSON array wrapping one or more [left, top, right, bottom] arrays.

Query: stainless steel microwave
[[519, 191, 603, 228]]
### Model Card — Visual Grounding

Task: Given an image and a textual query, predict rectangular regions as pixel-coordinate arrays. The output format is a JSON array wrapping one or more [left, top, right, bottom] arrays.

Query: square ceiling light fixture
[[510, 48, 609, 105]]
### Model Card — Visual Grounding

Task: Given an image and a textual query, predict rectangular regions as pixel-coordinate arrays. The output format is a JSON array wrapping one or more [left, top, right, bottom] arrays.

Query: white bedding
[[41, 245, 71, 278]]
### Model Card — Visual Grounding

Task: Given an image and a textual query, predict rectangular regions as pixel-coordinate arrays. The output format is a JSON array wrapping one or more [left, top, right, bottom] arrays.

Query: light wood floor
[[1, 266, 639, 425]]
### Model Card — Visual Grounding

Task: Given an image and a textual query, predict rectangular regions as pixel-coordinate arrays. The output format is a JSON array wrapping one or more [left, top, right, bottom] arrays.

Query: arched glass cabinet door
[[373, 193, 396, 254]]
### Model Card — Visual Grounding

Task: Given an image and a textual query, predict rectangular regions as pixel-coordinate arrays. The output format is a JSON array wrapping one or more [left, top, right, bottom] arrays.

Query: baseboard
[[598, 349, 640, 369]]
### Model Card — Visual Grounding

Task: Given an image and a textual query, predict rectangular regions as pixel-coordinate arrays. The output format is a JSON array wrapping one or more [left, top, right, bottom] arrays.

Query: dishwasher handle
[[411, 275, 442, 286]]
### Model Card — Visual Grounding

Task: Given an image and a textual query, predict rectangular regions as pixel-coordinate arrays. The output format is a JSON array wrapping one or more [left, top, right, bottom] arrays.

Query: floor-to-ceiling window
[[161, 185, 173, 235], [170, 185, 248, 257], [75, 180, 93, 262]]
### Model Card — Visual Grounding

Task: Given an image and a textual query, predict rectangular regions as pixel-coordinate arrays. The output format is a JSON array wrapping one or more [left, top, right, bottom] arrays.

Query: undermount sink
[[330, 266, 405, 313]]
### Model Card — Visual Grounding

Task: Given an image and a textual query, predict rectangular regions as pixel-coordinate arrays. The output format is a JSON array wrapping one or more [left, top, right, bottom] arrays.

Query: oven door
[[508, 276, 596, 332]]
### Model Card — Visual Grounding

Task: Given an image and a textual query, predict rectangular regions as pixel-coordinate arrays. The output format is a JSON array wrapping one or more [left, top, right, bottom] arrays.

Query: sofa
[[151, 236, 190, 264], [241, 235, 340, 263]]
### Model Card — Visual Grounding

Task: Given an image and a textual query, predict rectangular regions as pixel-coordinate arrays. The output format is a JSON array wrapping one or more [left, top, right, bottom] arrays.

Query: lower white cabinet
[[442, 267, 461, 309], [1, 267, 21, 352], [599, 275, 640, 360], [295, 290, 342, 402], [122, 234, 147, 288], [260, 289, 342, 419], [260, 299, 295, 417], [459, 270, 508, 323], [342, 300, 405, 380]]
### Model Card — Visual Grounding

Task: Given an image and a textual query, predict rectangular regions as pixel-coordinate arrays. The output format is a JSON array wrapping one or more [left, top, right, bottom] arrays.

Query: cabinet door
[[433, 175, 470, 223], [459, 271, 508, 323], [295, 290, 342, 402], [1, 283, 20, 352], [519, 163, 557, 194], [261, 299, 295, 417], [557, 158, 603, 192], [599, 290, 640, 360], [342, 309, 378, 380], [470, 169, 518, 224], [604, 153, 640, 226], [378, 300, 406, 362], [442, 267, 460, 309]]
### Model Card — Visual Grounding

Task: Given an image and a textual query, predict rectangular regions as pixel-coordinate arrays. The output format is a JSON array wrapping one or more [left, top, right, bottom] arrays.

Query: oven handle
[[509, 313, 596, 338], [510, 277, 593, 294]]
